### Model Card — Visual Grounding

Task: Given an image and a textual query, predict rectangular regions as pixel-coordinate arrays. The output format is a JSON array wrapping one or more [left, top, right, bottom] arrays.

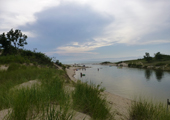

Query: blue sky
[[0, 0, 170, 63]]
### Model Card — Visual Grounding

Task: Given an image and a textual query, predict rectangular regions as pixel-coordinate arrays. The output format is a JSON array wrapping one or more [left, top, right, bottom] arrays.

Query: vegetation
[[100, 61, 111, 64], [0, 29, 27, 55], [72, 81, 113, 120], [0, 64, 74, 120], [129, 98, 170, 120], [0, 29, 54, 66], [0, 50, 53, 66], [144, 52, 152, 63], [118, 52, 170, 71]]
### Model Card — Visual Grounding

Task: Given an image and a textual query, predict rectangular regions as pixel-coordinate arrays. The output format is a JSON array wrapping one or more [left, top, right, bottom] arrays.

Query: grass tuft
[[129, 97, 170, 120], [72, 81, 113, 120]]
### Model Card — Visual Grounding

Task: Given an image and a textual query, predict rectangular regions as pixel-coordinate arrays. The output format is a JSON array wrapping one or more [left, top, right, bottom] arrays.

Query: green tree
[[0, 33, 12, 54], [154, 52, 162, 60], [144, 52, 152, 62], [6, 29, 27, 49], [0, 29, 28, 55]]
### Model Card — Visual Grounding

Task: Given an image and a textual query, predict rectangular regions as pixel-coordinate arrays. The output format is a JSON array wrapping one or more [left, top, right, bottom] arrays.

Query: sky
[[0, 0, 170, 64]]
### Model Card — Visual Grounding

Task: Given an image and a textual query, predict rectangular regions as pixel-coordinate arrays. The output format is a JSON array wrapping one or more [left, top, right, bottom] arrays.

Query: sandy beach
[[66, 67, 132, 120], [66, 67, 79, 82]]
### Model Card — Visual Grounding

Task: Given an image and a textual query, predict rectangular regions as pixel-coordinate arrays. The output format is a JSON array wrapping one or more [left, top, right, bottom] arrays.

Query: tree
[[0, 33, 11, 54], [144, 52, 152, 62], [154, 52, 162, 60], [6, 29, 27, 49], [0, 29, 28, 55]]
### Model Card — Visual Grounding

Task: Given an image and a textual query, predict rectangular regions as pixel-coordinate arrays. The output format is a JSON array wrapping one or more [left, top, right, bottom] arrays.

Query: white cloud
[[55, 36, 115, 55], [0, 0, 60, 31], [49, 0, 170, 55]]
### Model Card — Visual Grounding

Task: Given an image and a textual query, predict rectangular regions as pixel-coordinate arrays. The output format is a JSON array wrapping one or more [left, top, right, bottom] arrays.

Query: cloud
[[73, 0, 170, 45], [19, 2, 113, 53], [0, 0, 60, 32]]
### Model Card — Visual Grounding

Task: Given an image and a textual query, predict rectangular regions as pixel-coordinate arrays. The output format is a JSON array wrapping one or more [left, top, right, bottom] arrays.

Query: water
[[74, 65, 170, 102]]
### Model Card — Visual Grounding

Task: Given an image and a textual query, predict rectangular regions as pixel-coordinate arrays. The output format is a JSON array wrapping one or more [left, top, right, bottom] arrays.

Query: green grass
[[72, 81, 113, 120], [0, 63, 73, 119], [7, 78, 72, 120], [0, 63, 114, 120], [0, 55, 30, 64], [129, 97, 170, 120], [0, 49, 53, 66]]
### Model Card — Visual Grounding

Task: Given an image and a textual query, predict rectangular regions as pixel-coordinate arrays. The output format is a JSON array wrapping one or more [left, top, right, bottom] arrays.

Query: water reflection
[[155, 70, 164, 82], [145, 69, 152, 80], [144, 69, 165, 81]]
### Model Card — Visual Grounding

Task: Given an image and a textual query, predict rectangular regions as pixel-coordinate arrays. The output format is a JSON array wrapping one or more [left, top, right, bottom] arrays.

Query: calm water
[[74, 65, 170, 102]]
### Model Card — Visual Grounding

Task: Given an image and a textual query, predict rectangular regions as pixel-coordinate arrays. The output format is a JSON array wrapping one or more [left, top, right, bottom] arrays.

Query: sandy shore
[[66, 67, 132, 120], [66, 67, 78, 82]]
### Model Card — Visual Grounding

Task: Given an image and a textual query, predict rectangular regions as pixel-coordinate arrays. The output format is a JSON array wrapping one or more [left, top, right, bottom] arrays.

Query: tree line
[[144, 52, 170, 62]]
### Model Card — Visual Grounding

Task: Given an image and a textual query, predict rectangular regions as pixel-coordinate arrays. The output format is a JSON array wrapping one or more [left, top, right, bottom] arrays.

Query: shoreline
[[66, 66, 132, 120], [100, 63, 170, 71]]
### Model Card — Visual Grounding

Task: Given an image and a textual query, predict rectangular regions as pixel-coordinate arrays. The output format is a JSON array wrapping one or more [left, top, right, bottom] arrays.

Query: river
[[74, 65, 170, 102]]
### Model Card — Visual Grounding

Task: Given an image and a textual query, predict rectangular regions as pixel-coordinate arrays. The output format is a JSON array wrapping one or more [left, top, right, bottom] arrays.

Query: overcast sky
[[0, 0, 170, 63]]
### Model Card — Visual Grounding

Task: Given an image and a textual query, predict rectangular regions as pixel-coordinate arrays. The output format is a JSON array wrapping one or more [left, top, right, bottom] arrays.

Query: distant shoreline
[[100, 62, 170, 71]]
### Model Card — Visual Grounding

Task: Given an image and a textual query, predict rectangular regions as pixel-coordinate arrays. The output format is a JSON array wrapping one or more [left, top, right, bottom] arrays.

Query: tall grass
[[0, 63, 49, 110], [7, 79, 73, 120], [129, 97, 170, 120], [0, 63, 67, 108], [0, 63, 73, 119], [72, 81, 113, 120]]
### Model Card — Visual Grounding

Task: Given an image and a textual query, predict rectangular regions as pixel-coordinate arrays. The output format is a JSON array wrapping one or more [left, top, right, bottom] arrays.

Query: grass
[[7, 79, 72, 120], [72, 81, 113, 120], [0, 49, 53, 66], [129, 97, 170, 120], [0, 63, 73, 119], [0, 63, 114, 120]]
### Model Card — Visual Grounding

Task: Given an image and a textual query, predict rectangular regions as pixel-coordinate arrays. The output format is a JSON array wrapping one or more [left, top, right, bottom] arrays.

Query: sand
[[66, 67, 132, 120], [66, 67, 78, 82], [0, 65, 8, 71]]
